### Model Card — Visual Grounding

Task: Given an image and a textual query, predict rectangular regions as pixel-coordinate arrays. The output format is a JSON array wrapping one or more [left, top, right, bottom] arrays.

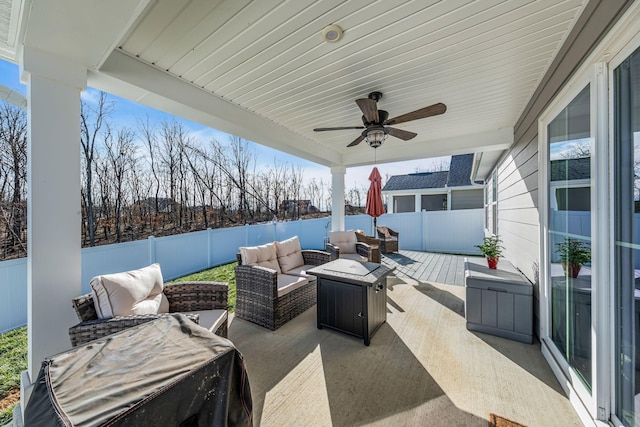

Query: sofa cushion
[[240, 242, 281, 273], [90, 263, 169, 319], [275, 236, 305, 273], [329, 231, 357, 254], [277, 274, 309, 297], [285, 265, 316, 278]]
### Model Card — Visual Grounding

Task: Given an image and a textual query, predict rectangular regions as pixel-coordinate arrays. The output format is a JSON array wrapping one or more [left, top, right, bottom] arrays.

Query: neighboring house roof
[[550, 157, 590, 181], [382, 154, 474, 191], [446, 153, 474, 187]]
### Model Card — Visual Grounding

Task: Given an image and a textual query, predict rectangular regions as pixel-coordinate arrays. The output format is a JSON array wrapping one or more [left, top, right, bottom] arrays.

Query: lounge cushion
[[329, 231, 357, 254], [240, 242, 281, 273], [277, 274, 309, 297], [90, 263, 169, 319], [275, 236, 305, 273]]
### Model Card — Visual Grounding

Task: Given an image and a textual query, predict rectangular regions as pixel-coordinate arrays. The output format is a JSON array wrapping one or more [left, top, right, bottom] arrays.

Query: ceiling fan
[[313, 91, 446, 148]]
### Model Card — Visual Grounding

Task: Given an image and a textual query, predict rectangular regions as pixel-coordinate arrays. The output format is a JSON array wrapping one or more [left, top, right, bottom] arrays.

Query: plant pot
[[486, 257, 499, 269], [562, 262, 581, 278]]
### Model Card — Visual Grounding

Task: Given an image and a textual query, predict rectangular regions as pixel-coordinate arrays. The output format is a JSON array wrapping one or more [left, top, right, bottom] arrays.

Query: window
[[547, 85, 592, 390], [393, 195, 415, 213], [421, 194, 446, 211]]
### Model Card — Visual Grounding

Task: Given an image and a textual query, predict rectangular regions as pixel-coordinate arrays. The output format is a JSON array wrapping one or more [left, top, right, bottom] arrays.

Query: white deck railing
[[0, 209, 484, 333]]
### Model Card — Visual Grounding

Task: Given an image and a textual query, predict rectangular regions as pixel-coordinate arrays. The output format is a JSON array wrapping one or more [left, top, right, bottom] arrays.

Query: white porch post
[[331, 166, 345, 231], [21, 49, 85, 385], [414, 195, 421, 212], [387, 195, 394, 213]]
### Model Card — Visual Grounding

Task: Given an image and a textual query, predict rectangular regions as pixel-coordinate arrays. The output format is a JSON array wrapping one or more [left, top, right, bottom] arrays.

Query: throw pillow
[[275, 236, 305, 273], [90, 263, 169, 319], [239, 242, 281, 273]]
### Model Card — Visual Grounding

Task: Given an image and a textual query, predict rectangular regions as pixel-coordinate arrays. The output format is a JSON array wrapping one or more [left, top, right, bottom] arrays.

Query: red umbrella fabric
[[366, 167, 385, 229]]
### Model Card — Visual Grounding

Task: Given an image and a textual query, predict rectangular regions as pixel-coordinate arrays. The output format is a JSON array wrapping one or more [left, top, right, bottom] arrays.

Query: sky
[[0, 59, 450, 190]]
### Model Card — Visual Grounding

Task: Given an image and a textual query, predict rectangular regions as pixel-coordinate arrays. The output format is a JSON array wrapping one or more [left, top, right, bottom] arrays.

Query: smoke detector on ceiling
[[322, 24, 343, 43]]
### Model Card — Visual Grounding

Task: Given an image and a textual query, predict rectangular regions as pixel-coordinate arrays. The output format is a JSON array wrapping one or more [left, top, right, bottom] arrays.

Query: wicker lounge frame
[[235, 250, 330, 331], [376, 226, 399, 254], [69, 281, 228, 347]]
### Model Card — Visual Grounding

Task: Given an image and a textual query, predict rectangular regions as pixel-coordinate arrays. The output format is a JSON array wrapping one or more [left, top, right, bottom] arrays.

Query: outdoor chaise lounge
[[235, 236, 330, 330], [376, 226, 399, 254], [69, 263, 228, 347]]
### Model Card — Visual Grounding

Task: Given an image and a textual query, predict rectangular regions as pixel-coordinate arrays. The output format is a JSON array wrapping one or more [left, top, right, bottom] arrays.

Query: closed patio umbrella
[[366, 167, 385, 232]]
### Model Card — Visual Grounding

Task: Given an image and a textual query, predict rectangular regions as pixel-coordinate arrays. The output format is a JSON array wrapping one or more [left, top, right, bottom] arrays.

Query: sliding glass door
[[614, 45, 640, 427], [547, 85, 592, 390]]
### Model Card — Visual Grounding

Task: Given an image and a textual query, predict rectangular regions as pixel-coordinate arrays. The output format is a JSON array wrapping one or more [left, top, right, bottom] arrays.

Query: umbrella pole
[[373, 217, 377, 234]]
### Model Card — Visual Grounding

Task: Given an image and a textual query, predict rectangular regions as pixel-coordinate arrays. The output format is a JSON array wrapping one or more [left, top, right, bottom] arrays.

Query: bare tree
[[0, 103, 27, 255], [104, 127, 136, 242], [81, 92, 113, 246]]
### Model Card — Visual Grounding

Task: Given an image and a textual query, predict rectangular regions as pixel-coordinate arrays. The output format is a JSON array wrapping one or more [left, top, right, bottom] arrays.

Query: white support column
[[414, 194, 421, 212], [387, 195, 394, 213], [21, 48, 86, 386], [331, 166, 346, 231]]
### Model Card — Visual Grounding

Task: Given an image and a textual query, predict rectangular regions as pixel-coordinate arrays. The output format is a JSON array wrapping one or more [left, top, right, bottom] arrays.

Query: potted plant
[[475, 235, 503, 269], [555, 237, 591, 278]]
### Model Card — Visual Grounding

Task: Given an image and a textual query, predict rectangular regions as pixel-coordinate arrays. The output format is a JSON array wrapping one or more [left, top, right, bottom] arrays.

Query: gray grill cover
[[25, 314, 252, 426]]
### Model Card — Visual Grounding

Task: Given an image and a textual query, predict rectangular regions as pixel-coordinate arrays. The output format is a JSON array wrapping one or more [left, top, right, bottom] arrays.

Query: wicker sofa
[[235, 236, 330, 330], [69, 280, 229, 347]]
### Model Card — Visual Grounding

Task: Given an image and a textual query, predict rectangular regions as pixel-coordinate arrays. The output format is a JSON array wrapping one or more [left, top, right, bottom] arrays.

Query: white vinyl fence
[[0, 210, 483, 333]]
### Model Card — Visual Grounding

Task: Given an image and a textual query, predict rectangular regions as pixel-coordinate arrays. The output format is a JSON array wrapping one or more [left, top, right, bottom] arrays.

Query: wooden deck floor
[[381, 250, 476, 286]]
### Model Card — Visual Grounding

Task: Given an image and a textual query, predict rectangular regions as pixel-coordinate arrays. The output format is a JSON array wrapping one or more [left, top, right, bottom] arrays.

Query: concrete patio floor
[[228, 251, 582, 427]]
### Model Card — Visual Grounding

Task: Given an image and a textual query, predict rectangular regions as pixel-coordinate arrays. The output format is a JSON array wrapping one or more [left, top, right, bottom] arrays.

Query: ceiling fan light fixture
[[366, 128, 386, 148], [322, 24, 343, 43]]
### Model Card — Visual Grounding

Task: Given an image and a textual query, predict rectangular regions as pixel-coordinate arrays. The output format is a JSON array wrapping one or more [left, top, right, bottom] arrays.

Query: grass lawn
[[0, 261, 237, 424], [0, 326, 27, 424]]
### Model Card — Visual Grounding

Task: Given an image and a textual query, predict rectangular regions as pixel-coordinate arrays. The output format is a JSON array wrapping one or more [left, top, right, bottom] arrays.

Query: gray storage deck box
[[464, 257, 533, 344]]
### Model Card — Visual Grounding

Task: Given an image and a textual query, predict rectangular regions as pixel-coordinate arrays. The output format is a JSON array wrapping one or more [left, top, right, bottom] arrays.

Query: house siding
[[492, 0, 633, 338]]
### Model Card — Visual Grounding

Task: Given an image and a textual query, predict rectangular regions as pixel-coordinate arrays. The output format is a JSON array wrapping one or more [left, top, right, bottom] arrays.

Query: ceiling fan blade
[[386, 127, 417, 141], [386, 102, 447, 125], [347, 133, 366, 147], [356, 98, 379, 123], [314, 126, 365, 131]]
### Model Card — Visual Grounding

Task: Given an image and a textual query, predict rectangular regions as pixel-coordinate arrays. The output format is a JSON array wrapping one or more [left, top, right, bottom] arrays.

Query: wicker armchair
[[354, 231, 381, 263], [235, 249, 330, 330], [325, 230, 374, 262], [69, 281, 228, 347], [376, 226, 399, 254]]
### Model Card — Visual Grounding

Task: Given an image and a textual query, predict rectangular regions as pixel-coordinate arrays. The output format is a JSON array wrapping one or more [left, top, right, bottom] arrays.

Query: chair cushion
[[277, 274, 309, 297], [183, 309, 228, 334], [275, 236, 305, 273], [90, 263, 169, 319], [329, 231, 357, 254], [240, 242, 281, 273]]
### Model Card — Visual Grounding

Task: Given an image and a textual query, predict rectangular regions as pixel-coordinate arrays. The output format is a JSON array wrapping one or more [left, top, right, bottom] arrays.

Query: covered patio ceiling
[[0, 0, 587, 175]]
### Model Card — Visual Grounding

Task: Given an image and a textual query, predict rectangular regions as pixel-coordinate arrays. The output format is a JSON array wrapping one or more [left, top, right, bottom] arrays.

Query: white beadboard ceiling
[[1, 0, 588, 171]]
